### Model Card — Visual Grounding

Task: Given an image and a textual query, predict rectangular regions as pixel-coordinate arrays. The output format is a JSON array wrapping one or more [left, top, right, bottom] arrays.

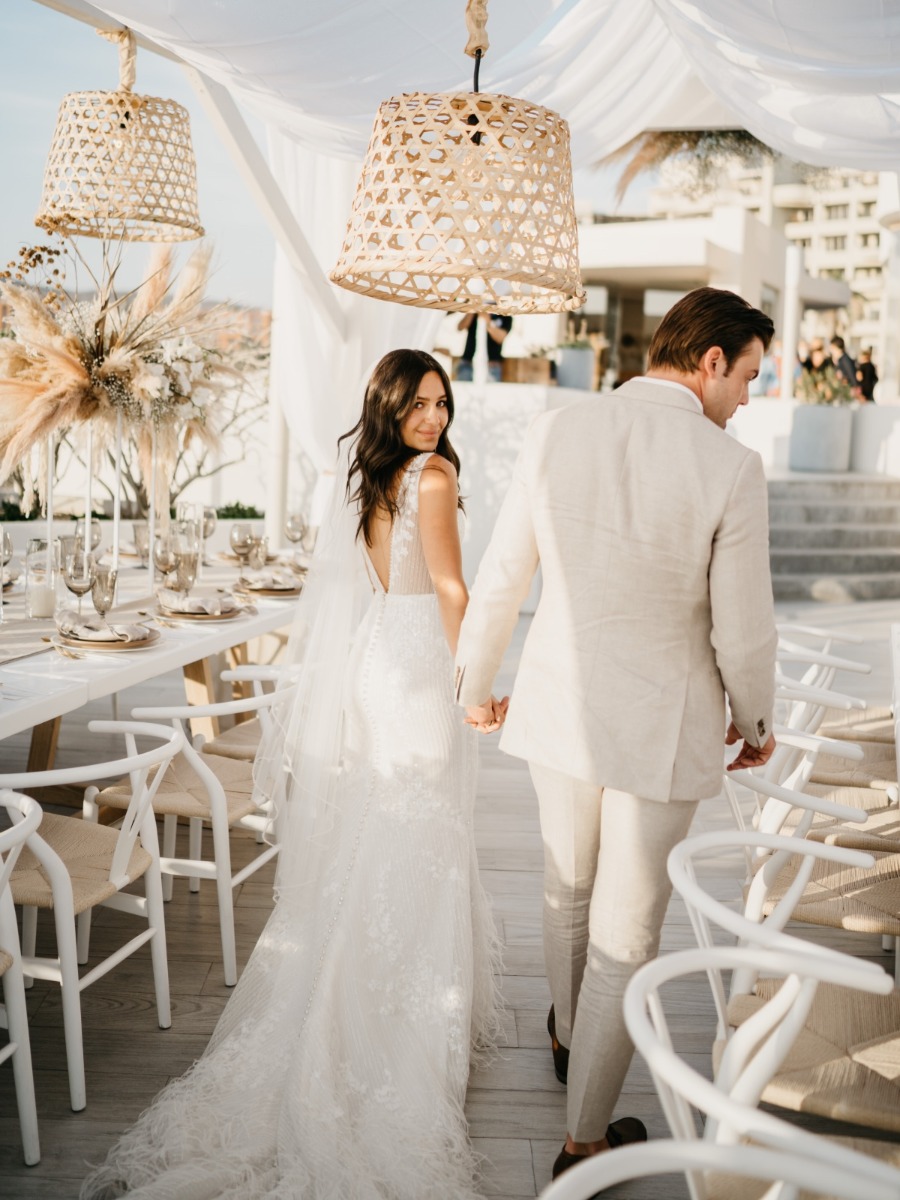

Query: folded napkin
[[57, 611, 150, 643], [158, 589, 239, 615], [240, 569, 299, 591], [2, 565, 21, 586]]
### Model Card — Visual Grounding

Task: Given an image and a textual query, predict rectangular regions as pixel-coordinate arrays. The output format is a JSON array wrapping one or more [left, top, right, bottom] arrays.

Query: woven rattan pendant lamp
[[330, 1, 585, 314], [35, 28, 203, 242]]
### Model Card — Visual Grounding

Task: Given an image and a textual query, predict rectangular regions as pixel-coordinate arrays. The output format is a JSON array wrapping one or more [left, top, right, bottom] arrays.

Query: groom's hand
[[465, 695, 510, 734], [725, 721, 776, 771]]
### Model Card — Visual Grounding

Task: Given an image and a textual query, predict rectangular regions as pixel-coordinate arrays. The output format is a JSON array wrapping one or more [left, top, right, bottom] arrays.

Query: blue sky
[[1, 3, 649, 311]]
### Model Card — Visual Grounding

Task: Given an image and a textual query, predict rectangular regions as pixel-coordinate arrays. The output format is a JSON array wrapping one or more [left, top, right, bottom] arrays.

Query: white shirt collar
[[630, 375, 703, 414]]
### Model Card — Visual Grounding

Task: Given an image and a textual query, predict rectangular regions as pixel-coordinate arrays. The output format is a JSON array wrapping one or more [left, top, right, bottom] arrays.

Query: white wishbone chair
[[88, 683, 294, 986], [0, 720, 184, 1111], [614, 944, 900, 1200], [0, 791, 42, 1165], [669, 831, 900, 1132], [538, 1139, 892, 1200]]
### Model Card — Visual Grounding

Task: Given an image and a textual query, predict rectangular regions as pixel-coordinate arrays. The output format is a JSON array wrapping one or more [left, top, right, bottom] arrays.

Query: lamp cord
[[473, 48, 482, 93]]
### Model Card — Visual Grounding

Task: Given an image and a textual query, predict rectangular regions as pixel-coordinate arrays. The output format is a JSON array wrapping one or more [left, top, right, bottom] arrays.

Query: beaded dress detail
[[81, 452, 502, 1200]]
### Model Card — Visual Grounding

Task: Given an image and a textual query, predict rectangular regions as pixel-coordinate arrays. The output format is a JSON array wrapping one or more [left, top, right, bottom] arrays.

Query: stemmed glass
[[285, 512, 315, 568], [171, 522, 200, 597], [201, 506, 217, 567], [63, 551, 96, 618], [0, 526, 12, 623], [230, 522, 254, 583], [91, 564, 118, 632], [75, 517, 102, 553], [153, 533, 177, 586]]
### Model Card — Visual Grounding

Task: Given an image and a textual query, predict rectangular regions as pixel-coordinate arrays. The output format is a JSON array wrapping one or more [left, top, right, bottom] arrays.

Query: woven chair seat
[[757, 848, 900, 936], [97, 753, 257, 825], [704, 1135, 900, 1200], [10, 813, 151, 916], [201, 717, 261, 763], [0, 948, 12, 978], [779, 783, 900, 854], [819, 705, 895, 746], [719, 981, 900, 1133], [809, 742, 897, 793]]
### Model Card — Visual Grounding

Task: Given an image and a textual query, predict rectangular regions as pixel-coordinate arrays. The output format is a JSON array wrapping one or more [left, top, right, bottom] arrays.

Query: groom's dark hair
[[647, 287, 774, 375]]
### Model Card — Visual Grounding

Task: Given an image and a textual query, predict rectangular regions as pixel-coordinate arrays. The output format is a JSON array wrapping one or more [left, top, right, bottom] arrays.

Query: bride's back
[[363, 456, 435, 596]]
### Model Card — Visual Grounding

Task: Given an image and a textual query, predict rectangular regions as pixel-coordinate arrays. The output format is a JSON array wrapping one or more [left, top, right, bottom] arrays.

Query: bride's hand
[[465, 694, 509, 734]]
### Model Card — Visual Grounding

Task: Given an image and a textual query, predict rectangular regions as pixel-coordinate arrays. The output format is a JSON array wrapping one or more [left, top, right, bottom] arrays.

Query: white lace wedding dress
[[81, 453, 502, 1200]]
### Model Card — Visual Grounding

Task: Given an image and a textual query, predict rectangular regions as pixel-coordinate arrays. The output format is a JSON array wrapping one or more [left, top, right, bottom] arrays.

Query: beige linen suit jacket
[[455, 379, 778, 802]]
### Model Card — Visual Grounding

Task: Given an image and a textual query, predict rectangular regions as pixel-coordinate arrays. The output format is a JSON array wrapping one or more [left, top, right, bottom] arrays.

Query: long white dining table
[[0, 562, 299, 767]]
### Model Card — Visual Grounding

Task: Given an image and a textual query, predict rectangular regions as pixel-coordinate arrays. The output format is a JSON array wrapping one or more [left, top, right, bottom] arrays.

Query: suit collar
[[614, 377, 705, 416]]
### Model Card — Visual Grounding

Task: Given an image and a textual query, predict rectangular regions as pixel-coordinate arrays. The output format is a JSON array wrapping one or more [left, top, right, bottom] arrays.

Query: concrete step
[[768, 524, 900, 549], [769, 548, 900, 575], [771, 573, 900, 602], [767, 476, 900, 502], [768, 500, 900, 525]]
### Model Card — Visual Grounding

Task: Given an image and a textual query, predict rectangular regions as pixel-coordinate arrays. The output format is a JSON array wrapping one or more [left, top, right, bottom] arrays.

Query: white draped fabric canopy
[[68, 0, 900, 486]]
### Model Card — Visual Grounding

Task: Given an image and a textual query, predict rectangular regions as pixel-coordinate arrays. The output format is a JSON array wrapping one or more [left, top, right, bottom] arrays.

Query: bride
[[81, 349, 506, 1200]]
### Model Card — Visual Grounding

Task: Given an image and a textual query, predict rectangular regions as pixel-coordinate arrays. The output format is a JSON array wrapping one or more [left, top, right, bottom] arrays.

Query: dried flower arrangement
[[0, 234, 239, 510], [796, 363, 855, 406], [602, 129, 837, 203]]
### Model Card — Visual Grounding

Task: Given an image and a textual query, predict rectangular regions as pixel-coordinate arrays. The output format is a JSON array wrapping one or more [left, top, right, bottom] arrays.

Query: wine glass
[[229, 522, 254, 582], [247, 535, 268, 572], [201, 506, 217, 566], [63, 551, 96, 618], [0, 525, 11, 623], [75, 517, 102, 553], [91, 564, 118, 631], [170, 521, 200, 596], [153, 533, 177, 585], [284, 512, 308, 566]]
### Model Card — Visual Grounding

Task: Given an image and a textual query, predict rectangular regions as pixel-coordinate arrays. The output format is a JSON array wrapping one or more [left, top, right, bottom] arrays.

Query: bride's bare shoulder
[[419, 454, 458, 484]]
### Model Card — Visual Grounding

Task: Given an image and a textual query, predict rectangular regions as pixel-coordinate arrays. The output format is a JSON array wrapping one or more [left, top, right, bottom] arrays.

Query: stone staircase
[[768, 475, 900, 601]]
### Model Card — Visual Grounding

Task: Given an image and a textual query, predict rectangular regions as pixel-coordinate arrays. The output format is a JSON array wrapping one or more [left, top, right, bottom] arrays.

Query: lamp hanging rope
[[35, 28, 203, 243], [330, 0, 585, 315]]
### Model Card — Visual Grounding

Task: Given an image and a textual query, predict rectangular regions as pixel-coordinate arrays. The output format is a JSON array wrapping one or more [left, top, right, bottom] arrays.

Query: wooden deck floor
[[1, 599, 897, 1198]]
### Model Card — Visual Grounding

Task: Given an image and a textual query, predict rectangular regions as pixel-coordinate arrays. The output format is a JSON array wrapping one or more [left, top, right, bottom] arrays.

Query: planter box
[[556, 346, 595, 391], [501, 356, 553, 385], [788, 404, 853, 472]]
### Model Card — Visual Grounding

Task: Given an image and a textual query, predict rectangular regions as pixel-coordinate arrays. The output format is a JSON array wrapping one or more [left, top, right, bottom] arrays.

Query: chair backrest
[[537, 1139, 894, 1200], [666, 828, 885, 1029], [0, 722, 184, 889], [621, 945, 898, 1200], [0, 792, 42, 908]]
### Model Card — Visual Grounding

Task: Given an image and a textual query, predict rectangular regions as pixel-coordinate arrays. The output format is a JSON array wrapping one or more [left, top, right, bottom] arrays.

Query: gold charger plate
[[54, 626, 161, 652], [235, 583, 302, 599], [217, 552, 278, 566], [158, 604, 243, 622]]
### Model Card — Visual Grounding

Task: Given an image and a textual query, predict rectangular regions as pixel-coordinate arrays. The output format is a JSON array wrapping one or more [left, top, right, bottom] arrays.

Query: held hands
[[725, 721, 776, 771], [465, 694, 510, 735]]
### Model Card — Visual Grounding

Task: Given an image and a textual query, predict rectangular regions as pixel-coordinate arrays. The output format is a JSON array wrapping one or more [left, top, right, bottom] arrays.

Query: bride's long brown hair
[[339, 349, 463, 546]]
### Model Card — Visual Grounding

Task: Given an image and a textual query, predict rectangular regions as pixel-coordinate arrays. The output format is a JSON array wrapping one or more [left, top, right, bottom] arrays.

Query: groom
[[457, 287, 778, 1177]]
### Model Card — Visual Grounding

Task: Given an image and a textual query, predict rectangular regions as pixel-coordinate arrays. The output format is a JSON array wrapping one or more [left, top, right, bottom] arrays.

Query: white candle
[[149, 423, 157, 579], [46, 433, 54, 575], [113, 410, 122, 572], [84, 423, 93, 545], [29, 583, 56, 618]]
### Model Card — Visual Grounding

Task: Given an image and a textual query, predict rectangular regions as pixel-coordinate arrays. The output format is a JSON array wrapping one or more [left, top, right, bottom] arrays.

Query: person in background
[[856, 348, 878, 401], [455, 312, 513, 382], [830, 336, 858, 394]]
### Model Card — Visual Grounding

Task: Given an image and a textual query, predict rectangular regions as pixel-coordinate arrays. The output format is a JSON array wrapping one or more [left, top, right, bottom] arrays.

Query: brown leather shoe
[[547, 1005, 569, 1085], [551, 1117, 648, 1182]]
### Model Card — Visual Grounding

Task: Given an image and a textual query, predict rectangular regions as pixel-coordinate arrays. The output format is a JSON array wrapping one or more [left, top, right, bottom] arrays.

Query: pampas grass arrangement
[[0, 237, 238, 512]]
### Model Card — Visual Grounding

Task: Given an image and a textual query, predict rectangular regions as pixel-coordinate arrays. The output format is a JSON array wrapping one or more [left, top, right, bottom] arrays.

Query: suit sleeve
[[455, 425, 541, 706], [708, 450, 778, 746]]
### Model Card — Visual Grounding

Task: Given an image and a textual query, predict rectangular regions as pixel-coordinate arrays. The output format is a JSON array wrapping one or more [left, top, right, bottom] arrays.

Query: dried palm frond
[[602, 129, 771, 203]]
